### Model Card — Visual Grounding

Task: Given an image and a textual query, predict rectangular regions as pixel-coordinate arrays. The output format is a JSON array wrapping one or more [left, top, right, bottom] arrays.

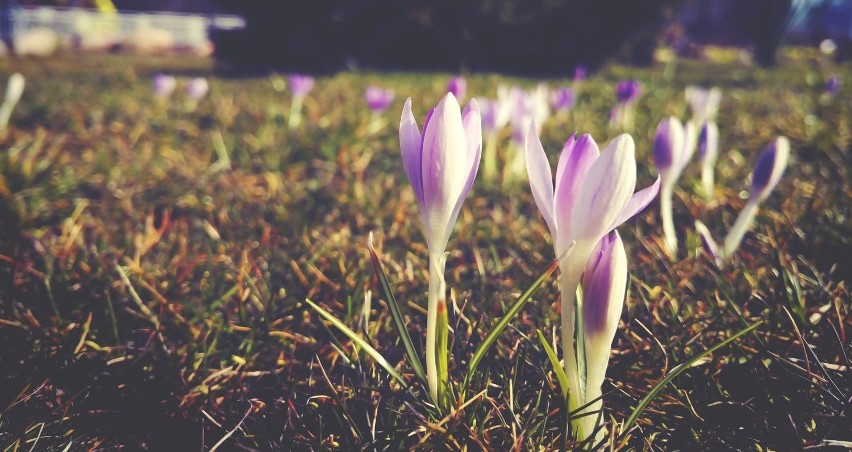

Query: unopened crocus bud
[[447, 76, 467, 100], [750, 136, 790, 202], [186, 77, 209, 101], [615, 80, 641, 104], [153, 74, 176, 98], [580, 230, 628, 442], [289, 74, 315, 97], [698, 121, 719, 198], [550, 87, 576, 112], [364, 85, 394, 114], [653, 116, 686, 258], [723, 136, 790, 257]]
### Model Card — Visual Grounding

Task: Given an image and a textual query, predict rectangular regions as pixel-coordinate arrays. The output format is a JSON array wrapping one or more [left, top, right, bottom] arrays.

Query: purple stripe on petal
[[554, 134, 600, 236]]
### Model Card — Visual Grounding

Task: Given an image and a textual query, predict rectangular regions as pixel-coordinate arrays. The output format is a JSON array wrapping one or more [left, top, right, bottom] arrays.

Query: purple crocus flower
[[550, 87, 576, 112], [364, 85, 395, 113], [574, 65, 587, 82], [653, 117, 688, 257], [615, 79, 641, 104], [153, 74, 176, 98], [289, 74, 315, 97], [447, 76, 467, 100], [400, 93, 481, 404], [825, 74, 841, 95], [186, 77, 209, 101], [723, 136, 790, 257], [580, 230, 628, 441]]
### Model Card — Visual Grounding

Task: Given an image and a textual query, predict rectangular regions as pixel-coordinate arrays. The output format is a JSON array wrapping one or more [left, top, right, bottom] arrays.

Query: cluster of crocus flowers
[[610, 80, 641, 131], [685, 86, 722, 197], [399, 93, 481, 407], [0, 73, 25, 132], [696, 137, 790, 265], [525, 123, 659, 441], [288, 74, 315, 129]]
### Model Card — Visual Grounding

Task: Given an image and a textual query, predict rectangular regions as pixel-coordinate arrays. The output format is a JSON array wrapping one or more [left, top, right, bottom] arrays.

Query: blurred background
[[0, 0, 849, 74]]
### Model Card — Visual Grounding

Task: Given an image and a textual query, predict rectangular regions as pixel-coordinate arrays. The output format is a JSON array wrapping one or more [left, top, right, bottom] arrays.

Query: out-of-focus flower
[[723, 136, 790, 257], [525, 123, 659, 440], [550, 87, 576, 112], [289, 74, 315, 97], [0, 73, 25, 131], [505, 85, 550, 182], [186, 77, 209, 101], [615, 80, 642, 104], [364, 85, 395, 114], [698, 121, 719, 198], [574, 65, 587, 82], [580, 231, 628, 442], [447, 76, 467, 100], [685, 86, 721, 124], [399, 93, 481, 404], [653, 116, 687, 257], [153, 74, 176, 98], [825, 74, 841, 96]]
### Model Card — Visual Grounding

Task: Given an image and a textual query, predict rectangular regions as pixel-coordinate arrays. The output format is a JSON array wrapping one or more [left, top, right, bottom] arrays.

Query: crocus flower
[[698, 121, 719, 198], [288, 74, 314, 129], [479, 89, 513, 181], [574, 65, 587, 83], [550, 87, 576, 112], [186, 77, 209, 101], [447, 76, 467, 100], [153, 74, 176, 98], [825, 74, 841, 96], [0, 73, 25, 131], [506, 85, 550, 182], [580, 231, 628, 443], [400, 93, 481, 405], [653, 117, 687, 257], [723, 136, 790, 258], [364, 85, 395, 114], [610, 80, 641, 131], [525, 122, 659, 440], [685, 86, 721, 125]]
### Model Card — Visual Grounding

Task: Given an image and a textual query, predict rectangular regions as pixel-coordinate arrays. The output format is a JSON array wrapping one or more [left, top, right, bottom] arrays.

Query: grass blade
[[304, 298, 407, 388], [462, 255, 563, 396], [536, 329, 570, 399], [367, 233, 427, 385], [619, 320, 762, 438]]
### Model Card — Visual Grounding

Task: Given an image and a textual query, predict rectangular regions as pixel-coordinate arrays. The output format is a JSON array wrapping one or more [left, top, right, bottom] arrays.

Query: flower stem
[[723, 199, 759, 258], [483, 133, 499, 182], [701, 163, 715, 201], [660, 182, 677, 259], [560, 261, 585, 439], [288, 95, 304, 129], [426, 253, 448, 408]]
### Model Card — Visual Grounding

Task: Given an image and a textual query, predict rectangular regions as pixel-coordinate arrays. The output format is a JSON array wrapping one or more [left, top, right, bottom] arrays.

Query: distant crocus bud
[[653, 116, 686, 258], [550, 87, 576, 112], [685, 86, 722, 124], [574, 65, 586, 82], [615, 80, 641, 104], [698, 121, 719, 198], [825, 74, 841, 96], [153, 74, 176, 98], [750, 136, 790, 202], [447, 76, 467, 100], [4, 73, 25, 106], [580, 230, 628, 441], [186, 77, 209, 101], [723, 136, 790, 257], [289, 74, 315, 97], [365, 85, 394, 113]]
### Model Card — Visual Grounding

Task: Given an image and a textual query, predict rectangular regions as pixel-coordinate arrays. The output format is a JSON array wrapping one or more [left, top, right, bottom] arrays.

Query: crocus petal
[[420, 93, 469, 251], [569, 134, 636, 243], [680, 120, 698, 170], [653, 117, 684, 172], [610, 176, 661, 230], [524, 120, 556, 237], [443, 99, 482, 241], [554, 134, 599, 240], [750, 136, 790, 202], [582, 231, 626, 337], [400, 98, 424, 208]]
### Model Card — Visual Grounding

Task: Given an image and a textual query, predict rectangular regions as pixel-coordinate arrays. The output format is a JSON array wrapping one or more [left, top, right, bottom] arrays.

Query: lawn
[[0, 51, 849, 450]]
